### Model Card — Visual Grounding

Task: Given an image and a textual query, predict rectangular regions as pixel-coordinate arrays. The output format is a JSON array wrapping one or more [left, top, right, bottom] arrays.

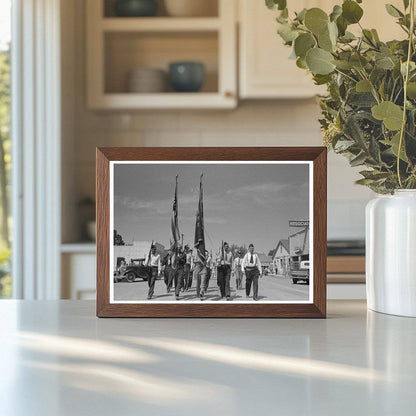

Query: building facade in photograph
[[273, 239, 290, 275]]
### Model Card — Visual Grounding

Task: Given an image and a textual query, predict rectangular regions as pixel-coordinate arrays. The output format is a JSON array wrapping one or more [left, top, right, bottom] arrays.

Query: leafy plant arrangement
[[266, 0, 416, 193]]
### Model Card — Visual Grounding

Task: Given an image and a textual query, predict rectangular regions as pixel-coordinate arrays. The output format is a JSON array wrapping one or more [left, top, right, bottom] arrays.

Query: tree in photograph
[[114, 230, 125, 246]]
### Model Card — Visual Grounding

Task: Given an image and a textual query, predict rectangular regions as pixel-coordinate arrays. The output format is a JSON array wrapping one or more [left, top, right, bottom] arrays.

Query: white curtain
[[12, 0, 61, 299]]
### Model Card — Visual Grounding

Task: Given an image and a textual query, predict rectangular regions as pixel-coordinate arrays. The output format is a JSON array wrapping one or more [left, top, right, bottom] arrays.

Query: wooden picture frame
[[96, 147, 327, 318]]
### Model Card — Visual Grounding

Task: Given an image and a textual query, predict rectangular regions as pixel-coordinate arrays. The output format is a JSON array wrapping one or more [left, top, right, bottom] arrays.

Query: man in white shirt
[[241, 243, 262, 301], [216, 242, 233, 300], [145, 245, 161, 300]]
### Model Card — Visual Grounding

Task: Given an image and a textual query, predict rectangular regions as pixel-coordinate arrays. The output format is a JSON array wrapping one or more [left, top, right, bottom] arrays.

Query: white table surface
[[0, 300, 415, 416]]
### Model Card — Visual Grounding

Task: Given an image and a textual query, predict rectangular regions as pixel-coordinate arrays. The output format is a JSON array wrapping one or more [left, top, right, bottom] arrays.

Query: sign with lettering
[[289, 220, 309, 227]]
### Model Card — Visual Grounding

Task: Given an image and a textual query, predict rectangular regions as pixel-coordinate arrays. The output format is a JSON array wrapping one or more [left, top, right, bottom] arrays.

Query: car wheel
[[126, 272, 136, 283], [292, 278, 298, 284]]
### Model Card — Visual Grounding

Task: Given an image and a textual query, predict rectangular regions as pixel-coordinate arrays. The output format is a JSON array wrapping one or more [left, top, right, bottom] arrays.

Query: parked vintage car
[[114, 262, 152, 283]]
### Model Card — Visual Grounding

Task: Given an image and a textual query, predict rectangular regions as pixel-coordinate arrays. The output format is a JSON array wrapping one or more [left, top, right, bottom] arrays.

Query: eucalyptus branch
[[397, 0, 415, 188]]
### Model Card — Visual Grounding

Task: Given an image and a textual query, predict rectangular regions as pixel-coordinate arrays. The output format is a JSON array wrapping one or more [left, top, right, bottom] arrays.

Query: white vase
[[366, 190, 416, 317]]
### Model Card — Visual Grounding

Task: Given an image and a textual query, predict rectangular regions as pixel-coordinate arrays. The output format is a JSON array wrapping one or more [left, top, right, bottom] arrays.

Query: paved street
[[114, 273, 309, 302]]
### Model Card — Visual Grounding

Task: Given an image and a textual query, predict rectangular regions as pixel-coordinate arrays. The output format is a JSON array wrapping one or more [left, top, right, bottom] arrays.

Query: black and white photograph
[[110, 161, 313, 304]]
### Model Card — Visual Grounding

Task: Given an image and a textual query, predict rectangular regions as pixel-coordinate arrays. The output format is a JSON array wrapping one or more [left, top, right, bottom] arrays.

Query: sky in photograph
[[113, 163, 310, 254]]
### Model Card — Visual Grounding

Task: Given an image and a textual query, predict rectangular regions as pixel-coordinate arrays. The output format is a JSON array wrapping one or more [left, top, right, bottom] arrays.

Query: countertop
[[0, 300, 415, 415]]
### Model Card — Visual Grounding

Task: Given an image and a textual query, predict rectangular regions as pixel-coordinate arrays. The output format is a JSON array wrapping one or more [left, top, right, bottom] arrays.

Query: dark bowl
[[114, 0, 158, 17], [168, 62, 205, 93]]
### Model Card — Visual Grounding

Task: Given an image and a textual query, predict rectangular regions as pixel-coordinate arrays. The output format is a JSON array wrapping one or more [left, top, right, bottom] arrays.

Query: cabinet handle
[[225, 91, 234, 98]]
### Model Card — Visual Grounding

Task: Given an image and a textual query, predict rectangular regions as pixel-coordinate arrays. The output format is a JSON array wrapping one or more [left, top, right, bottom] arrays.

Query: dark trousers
[[175, 267, 186, 297], [184, 263, 191, 290], [147, 266, 158, 298], [217, 265, 231, 298], [245, 268, 259, 299], [164, 266, 175, 292], [206, 268, 212, 288]]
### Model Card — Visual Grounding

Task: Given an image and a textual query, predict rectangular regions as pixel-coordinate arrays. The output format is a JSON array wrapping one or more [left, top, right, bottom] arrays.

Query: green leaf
[[330, 5, 343, 22], [296, 57, 307, 69], [313, 74, 332, 85], [350, 152, 368, 167], [381, 132, 409, 162], [266, 0, 287, 11], [371, 29, 380, 42], [407, 82, 416, 99], [385, 4, 403, 18], [294, 33, 315, 57], [333, 59, 353, 70], [342, 0, 363, 24], [306, 48, 335, 75], [277, 23, 299, 42], [304, 8, 329, 35], [356, 79, 372, 92], [318, 31, 333, 52], [403, 0, 410, 9], [372, 101, 404, 130], [336, 15, 348, 36], [375, 56, 395, 70]]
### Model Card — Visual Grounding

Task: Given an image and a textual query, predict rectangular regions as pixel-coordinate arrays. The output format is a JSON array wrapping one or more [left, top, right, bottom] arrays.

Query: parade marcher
[[183, 245, 192, 291], [163, 251, 176, 293], [205, 250, 213, 288], [145, 244, 161, 300], [216, 241, 233, 300], [193, 239, 208, 300], [233, 250, 243, 290], [241, 243, 262, 301], [174, 247, 187, 300]]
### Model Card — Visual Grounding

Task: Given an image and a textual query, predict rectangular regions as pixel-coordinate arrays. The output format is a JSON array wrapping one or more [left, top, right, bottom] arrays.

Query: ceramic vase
[[366, 190, 416, 317]]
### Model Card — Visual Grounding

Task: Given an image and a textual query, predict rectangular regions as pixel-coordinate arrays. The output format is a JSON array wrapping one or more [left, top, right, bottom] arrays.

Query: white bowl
[[164, 0, 217, 17], [127, 68, 167, 93]]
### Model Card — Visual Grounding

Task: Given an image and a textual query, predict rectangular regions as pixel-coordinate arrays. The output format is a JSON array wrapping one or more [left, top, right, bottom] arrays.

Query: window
[[0, 0, 11, 298]]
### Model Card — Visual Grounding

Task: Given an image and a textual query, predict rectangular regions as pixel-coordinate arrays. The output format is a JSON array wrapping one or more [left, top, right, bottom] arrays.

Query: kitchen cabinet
[[238, 0, 404, 99], [86, 0, 237, 109], [239, 0, 323, 99]]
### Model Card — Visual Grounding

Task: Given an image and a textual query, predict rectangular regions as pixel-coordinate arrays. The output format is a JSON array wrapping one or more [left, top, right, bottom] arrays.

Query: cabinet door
[[239, 0, 405, 99], [239, 0, 320, 99]]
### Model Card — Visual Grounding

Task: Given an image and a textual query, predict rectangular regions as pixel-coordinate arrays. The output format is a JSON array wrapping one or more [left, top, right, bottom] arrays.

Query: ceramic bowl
[[114, 0, 158, 17], [168, 62, 205, 93]]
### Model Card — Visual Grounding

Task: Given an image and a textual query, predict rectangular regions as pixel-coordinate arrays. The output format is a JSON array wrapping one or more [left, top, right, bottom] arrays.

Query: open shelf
[[104, 31, 219, 94], [101, 17, 221, 32], [86, 0, 236, 109]]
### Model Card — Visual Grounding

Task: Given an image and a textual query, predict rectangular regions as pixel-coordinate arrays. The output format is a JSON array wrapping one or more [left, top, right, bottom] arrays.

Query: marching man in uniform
[[145, 244, 161, 300], [193, 239, 208, 300], [216, 241, 233, 300], [233, 250, 243, 290], [241, 243, 262, 301]]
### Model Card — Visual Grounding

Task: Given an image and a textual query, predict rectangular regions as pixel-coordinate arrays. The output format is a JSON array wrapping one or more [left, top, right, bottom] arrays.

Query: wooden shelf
[[61, 243, 96, 254], [327, 256, 365, 274], [101, 17, 221, 32], [89, 92, 235, 110]]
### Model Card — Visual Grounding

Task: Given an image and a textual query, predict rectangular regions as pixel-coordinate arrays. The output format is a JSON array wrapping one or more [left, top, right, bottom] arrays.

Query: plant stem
[[397, 0, 415, 188]]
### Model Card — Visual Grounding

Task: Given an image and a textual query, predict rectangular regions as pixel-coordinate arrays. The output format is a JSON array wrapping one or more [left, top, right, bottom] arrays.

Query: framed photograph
[[96, 147, 327, 318]]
